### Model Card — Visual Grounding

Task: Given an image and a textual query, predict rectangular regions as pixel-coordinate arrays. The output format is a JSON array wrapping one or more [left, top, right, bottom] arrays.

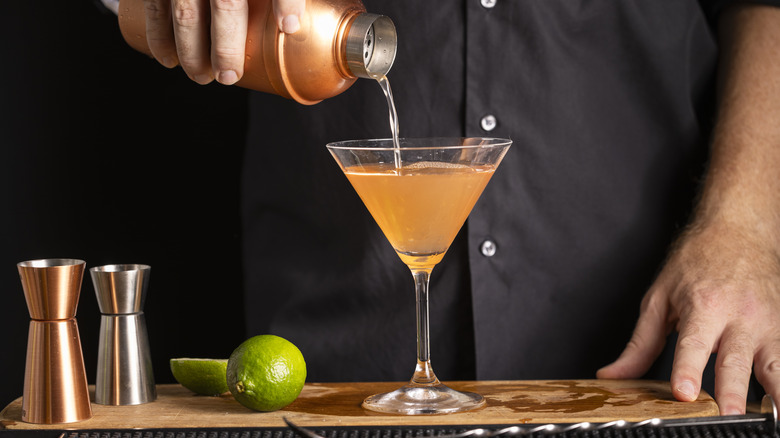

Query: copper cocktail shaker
[[116, 0, 397, 104], [17, 259, 92, 424], [91, 264, 156, 405]]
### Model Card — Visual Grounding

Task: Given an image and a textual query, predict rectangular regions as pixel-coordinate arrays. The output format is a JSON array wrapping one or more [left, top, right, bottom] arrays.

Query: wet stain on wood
[[481, 380, 677, 414]]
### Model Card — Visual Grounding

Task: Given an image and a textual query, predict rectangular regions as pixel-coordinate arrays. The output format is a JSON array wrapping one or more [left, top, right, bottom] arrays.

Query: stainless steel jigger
[[18, 258, 92, 424], [90, 264, 156, 405]]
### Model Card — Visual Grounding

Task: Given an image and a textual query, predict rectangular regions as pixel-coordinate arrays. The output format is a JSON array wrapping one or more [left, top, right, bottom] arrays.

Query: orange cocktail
[[328, 137, 511, 415], [345, 162, 495, 270]]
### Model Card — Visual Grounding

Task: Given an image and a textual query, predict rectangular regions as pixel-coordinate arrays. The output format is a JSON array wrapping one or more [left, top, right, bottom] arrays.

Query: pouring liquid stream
[[374, 74, 402, 170]]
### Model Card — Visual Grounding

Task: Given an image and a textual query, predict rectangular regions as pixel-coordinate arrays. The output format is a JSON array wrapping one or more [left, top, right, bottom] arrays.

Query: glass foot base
[[362, 383, 485, 415]]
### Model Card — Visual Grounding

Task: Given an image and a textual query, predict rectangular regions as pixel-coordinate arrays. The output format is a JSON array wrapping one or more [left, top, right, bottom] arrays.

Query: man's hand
[[597, 222, 780, 415], [141, 0, 305, 85], [598, 4, 780, 416]]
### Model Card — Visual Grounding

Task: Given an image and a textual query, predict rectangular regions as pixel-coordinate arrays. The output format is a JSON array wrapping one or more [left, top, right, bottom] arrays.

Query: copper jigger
[[18, 258, 92, 424]]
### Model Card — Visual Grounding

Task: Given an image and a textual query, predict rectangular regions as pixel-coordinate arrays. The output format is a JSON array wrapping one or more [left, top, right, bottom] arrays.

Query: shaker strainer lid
[[345, 13, 397, 78]]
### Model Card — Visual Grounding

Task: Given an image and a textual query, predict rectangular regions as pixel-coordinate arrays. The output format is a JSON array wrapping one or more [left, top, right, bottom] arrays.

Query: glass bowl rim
[[326, 137, 512, 151]]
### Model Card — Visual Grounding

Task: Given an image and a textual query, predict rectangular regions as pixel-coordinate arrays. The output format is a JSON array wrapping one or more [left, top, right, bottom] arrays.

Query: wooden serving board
[[0, 380, 719, 430]]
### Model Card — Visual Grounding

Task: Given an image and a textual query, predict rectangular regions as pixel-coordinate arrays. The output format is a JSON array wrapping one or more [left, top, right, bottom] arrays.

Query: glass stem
[[411, 269, 439, 385]]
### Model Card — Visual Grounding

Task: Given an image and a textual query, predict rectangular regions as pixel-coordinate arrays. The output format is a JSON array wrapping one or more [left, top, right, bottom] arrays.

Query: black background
[[0, 1, 250, 408]]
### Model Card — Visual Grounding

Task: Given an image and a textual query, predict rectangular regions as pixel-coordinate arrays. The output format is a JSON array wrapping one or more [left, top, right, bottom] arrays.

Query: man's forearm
[[694, 4, 780, 244]]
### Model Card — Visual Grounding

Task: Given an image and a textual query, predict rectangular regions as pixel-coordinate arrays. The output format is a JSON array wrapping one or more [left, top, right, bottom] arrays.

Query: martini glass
[[327, 137, 511, 415]]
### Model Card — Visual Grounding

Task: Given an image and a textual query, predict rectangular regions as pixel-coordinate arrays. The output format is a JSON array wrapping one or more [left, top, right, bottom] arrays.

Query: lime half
[[170, 358, 229, 396]]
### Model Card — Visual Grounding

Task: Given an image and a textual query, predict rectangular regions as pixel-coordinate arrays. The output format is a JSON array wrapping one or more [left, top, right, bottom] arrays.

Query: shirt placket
[[465, 0, 512, 379]]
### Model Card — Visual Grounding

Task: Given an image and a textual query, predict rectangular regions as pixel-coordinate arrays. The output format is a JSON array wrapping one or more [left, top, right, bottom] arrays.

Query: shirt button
[[481, 0, 497, 8], [480, 114, 497, 132], [480, 240, 497, 257]]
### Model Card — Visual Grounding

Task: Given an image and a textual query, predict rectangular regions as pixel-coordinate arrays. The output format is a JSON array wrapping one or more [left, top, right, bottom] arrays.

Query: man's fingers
[[142, 0, 294, 84], [713, 328, 755, 415], [144, 0, 179, 68], [754, 340, 780, 419], [210, 0, 247, 85], [597, 291, 669, 379], [273, 0, 305, 33], [172, 0, 213, 84], [670, 316, 720, 402]]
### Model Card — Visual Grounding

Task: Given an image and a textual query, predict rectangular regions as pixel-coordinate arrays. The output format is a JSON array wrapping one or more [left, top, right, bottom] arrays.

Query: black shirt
[[241, 0, 777, 385]]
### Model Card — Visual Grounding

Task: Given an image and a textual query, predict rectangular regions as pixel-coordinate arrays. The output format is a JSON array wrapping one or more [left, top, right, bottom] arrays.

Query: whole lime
[[170, 358, 229, 396], [226, 334, 307, 411]]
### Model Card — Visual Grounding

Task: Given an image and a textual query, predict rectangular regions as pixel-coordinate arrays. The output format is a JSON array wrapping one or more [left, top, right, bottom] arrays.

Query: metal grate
[[47, 423, 778, 438]]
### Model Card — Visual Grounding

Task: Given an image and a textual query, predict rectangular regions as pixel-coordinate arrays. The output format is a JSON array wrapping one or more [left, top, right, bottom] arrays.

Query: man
[[133, 0, 780, 416]]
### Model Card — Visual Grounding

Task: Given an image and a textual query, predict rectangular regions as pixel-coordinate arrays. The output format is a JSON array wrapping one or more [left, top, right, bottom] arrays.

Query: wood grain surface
[[0, 380, 719, 430]]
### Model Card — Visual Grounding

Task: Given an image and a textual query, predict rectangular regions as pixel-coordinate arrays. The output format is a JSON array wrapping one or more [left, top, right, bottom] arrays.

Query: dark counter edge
[[0, 425, 466, 438], [1, 422, 779, 438]]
